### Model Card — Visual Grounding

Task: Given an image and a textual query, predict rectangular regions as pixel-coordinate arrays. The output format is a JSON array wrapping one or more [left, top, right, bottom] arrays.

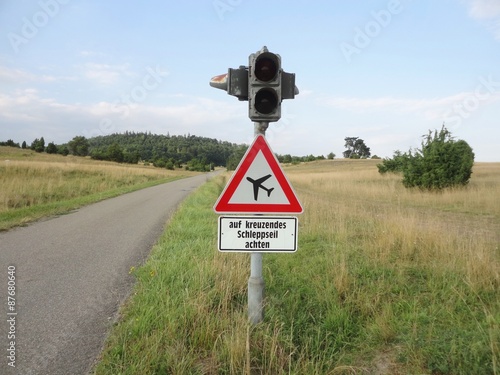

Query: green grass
[[93, 168, 500, 374]]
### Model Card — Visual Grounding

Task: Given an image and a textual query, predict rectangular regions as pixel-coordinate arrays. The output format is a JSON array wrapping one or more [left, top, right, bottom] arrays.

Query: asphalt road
[[0, 172, 217, 375]]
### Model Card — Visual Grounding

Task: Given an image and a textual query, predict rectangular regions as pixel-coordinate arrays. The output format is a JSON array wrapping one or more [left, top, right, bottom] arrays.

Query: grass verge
[[93, 160, 499, 374], [0, 147, 197, 230], [0, 176, 182, 231]]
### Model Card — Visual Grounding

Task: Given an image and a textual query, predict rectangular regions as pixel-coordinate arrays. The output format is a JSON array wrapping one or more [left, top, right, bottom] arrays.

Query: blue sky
[[1, 0, 499, 161]]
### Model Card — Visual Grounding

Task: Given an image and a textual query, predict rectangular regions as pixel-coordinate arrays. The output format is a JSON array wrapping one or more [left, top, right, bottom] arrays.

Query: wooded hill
[[87, 132, 246, 171], [2, 131, 332, 172], [87, 132, 332, 170]]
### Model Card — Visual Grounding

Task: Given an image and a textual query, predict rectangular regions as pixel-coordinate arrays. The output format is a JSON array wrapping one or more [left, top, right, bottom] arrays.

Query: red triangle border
[[214, 135, 303, 214]]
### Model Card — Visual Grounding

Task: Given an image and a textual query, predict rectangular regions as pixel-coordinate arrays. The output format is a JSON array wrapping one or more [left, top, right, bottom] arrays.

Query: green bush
[[377, 150, 411, 174], [46, 142, 58, 154], [378, 126, 475, 190]]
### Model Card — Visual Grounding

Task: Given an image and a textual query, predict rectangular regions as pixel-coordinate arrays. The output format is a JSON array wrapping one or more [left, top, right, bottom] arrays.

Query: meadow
[[0, 146, 197, 230], [93, 159, 499, 374]]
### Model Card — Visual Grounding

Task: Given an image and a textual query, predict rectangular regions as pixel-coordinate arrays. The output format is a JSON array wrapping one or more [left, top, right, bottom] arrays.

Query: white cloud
[[464, 0, 500, 40], [368, 133, 417, 150], [0, 88, 244, 144], [0, 66, 57, 83], [79, 50, 107, 58], [466, 0, 500, 19], [320, 90, 500, 121], [0, 66, 34, 83], [81, 63, 133, 85], [0, 65, 75, 84]]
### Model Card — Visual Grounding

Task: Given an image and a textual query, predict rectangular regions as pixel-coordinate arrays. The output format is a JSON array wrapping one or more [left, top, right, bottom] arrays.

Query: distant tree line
[[1, 131, 335, 172], [276, 153, 334, 164], [3, 127, 474, 189], [86, 132, 235, 171], [0, 138, 68, 155]]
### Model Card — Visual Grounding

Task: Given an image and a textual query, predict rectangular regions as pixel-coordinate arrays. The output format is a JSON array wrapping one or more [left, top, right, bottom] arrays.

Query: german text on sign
[[218, 216, 298, 252]]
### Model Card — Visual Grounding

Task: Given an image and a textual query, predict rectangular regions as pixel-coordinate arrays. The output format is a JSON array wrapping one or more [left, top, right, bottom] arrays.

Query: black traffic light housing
[[209, 46, 297, 123], [249, 47, 281, 122]]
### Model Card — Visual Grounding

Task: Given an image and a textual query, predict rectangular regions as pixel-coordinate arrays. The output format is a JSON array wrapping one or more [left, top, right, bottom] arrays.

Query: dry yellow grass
[[286, 160, 500, 292], [0, 146, 197, 229], [0, 159, 178, 210]]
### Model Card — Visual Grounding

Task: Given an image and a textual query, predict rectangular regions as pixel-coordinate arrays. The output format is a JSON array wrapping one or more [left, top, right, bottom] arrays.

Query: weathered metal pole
[[248, 121, 269, 325]]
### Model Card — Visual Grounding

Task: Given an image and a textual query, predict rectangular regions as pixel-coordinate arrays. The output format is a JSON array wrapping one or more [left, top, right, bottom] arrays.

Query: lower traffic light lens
[[255, 88, 278, 114]]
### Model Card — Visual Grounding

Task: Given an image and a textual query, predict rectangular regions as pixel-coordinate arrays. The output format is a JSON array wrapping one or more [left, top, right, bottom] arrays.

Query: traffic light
[[249, 47, 281, 122], [209, 46, 297, 123]]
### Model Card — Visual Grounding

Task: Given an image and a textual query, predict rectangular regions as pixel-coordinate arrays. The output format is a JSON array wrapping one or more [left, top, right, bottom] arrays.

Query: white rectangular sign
[[218, 216, 298, 252]]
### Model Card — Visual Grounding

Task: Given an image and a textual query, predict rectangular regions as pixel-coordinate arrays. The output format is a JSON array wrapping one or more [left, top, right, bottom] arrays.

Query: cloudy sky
[[1, 0, 499, 161]]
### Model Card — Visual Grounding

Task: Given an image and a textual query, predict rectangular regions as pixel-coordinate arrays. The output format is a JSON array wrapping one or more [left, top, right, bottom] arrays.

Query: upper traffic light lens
[[255, 57, 278, 82]]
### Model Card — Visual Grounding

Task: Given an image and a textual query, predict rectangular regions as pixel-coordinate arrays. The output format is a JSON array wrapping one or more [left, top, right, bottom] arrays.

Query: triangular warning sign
[[214, 135, 303, 214]]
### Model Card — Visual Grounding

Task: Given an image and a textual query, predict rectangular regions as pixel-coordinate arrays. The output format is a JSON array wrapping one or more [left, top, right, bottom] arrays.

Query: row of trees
[[3, 127, 474, 189], [0, 138, 67, 155], [224, 150, 335, 171], [2, 132, 335, 172], [87, 132, 236, 169]]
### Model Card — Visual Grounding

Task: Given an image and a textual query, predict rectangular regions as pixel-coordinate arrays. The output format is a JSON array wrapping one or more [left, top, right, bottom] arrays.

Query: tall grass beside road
[[0, 147, 196, 230], [94, 160, 499, 374]]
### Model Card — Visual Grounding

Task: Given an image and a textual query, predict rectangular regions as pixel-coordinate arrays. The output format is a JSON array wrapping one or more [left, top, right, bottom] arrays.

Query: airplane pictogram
[[213, 135, 303, 214], [246, 174, 274, 201]]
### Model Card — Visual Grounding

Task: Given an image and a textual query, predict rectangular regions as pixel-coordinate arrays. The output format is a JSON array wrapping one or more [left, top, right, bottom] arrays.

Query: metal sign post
[[210, 47, 300, 325], [248, 122, 268, 325]]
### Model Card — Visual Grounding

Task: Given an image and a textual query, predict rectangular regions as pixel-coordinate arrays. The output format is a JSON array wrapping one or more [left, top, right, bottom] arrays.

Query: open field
[[93, 159, 499, 374], [0, 146, 199, 230]]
